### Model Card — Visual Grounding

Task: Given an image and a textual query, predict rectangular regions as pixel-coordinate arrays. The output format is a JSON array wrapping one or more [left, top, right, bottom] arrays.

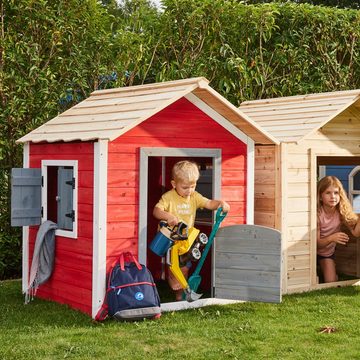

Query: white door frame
[[138, 147, 222, 265]]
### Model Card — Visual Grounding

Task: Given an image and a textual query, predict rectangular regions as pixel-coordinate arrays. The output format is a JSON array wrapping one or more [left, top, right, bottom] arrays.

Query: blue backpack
[[96, 252, 161, 321]]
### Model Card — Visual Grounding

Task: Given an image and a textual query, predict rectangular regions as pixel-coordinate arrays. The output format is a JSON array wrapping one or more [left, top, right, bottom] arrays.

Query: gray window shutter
[[11, 168, 42, 226], [57, 167, 74, 230]]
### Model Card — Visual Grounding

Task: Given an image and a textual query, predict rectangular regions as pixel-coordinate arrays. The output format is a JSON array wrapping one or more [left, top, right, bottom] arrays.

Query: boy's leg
[[168, 265, 190, 300]]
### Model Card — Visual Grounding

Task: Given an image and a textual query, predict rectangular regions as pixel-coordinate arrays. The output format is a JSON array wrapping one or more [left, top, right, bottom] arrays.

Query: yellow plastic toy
[[149, 222, 208, 302]]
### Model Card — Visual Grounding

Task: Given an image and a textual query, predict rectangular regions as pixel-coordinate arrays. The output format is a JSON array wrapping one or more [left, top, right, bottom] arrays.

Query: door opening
[[139, 148, 221, 302], [316, 156, 360, 283]]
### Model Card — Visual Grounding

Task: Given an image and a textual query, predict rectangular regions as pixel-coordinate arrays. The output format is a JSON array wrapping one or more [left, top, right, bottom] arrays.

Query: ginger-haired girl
[[317, 176, 360, 283]]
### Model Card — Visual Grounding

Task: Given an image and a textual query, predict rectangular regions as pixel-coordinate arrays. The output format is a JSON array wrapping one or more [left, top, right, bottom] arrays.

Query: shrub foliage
[[1, 0, 360, 278]]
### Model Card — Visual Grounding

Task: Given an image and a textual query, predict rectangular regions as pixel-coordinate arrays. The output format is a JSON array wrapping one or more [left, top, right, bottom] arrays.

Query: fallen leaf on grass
[[319, 326, 337, 333]]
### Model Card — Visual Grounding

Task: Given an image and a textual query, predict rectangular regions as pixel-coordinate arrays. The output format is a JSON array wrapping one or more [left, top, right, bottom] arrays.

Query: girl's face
[[321, 185, 340, 209], [171, 179, 197, 198]]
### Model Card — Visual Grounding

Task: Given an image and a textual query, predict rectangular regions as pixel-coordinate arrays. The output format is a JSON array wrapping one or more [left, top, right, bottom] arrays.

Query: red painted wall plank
[[107, 205, 138, 222], [107, 170, 137, 188], [36, 290, 91, 315], [106, 97, 248, 265], [37, 282, 92, 315], [107, 153, 138, 170], [107, 188, 137, 205], [107, 221, 138, 239], [28, 141, 94, 314], [29, 141, 94, 155]]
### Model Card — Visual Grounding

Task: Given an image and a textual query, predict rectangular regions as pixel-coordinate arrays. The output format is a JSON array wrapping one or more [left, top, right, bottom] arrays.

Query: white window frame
[[349, 165, 360, 214], [41, 160, 78, 238]]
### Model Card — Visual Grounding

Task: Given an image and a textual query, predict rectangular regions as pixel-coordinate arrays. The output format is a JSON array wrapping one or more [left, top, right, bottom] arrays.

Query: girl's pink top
[[317, 207, 341, 257]]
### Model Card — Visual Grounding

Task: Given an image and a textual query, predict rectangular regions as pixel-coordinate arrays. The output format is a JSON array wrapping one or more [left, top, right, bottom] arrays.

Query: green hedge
[[1, 0, 360, 278]]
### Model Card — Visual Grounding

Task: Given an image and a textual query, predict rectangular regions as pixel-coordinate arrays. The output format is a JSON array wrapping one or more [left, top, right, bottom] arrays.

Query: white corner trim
[[92, 140, 108, 319], [185, 93, 249, 144], [22, 142, 30, 293], [246, 139, 255, 224]]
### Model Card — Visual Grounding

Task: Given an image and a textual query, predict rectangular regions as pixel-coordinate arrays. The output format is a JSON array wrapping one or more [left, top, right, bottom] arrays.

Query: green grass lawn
[[2, 280, 360, 359]]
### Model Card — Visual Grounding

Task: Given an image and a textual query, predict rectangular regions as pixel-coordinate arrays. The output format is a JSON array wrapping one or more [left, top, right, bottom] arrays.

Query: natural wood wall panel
[[287, 254, 310, 271], [287, 212, 310, 227], [254, 212, 275, 227], [287, 169, 309, 183], [286, 240, 310, 255], [287, 226, 310, 242], [305, 131, 360, 144], [286, 154, 310, 169], [254, 198, 276, 212], [254, 184, 275, 198], [255, 169, 276, 185], [286, 198, 310, 212], [254, 145, 277, 228], [287, 183, 310, 198], [287, 269, 310, 287], [242, 95, 360, 294]]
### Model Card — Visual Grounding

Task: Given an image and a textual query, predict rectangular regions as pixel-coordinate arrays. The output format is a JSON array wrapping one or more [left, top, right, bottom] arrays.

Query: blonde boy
[[153, 160, 230, 300]]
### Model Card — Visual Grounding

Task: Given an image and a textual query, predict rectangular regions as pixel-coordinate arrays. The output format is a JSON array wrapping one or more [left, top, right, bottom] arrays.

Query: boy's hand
[[219, 201, 230, 213], [167, 214, 179, 227]]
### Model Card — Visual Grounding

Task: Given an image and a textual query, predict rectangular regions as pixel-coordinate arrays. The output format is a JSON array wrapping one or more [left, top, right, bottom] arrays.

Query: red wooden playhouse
[[13, 78, 277, 318]]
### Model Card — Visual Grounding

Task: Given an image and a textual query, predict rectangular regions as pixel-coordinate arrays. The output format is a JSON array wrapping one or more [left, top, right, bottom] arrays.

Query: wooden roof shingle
[[17, 77, 277, 145], [239, 89, 360, 143]]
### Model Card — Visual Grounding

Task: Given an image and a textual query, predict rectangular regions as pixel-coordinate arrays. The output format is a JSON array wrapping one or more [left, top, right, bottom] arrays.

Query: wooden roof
[[18, 77, 277, 145], [239, 89, 360, 143]]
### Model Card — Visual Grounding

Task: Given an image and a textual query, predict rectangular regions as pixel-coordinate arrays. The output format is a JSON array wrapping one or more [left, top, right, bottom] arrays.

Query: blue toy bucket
[[149, 227, 174, 256]]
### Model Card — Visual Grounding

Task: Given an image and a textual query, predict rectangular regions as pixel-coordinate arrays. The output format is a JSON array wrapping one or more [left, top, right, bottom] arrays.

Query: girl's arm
[[350, 217, 360, 237], [317, 228, 349, 248]]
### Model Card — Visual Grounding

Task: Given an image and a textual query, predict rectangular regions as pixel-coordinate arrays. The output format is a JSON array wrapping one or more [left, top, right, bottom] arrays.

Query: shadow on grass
[[287, 284, 360, 299], [2, 278, 360, 331], [0, 280, 94, 329], [155, 279, 211, 303]]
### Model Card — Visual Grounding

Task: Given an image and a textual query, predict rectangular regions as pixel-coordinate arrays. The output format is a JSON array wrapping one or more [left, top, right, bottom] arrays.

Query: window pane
[[353, 171, 360, 191], [353, 194, 360, 214], [57, 167, 74, 231], [47, 166, 58, 224]]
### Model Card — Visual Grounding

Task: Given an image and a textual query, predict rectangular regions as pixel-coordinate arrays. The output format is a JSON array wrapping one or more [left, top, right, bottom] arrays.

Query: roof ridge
[[90, 77, 208, 96], [241, 89, 360, 106]]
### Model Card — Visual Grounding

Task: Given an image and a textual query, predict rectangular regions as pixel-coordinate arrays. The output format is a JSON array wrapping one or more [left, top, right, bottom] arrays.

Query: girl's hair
[[317, 176, 358, 228], [172, 160, 200, 182]]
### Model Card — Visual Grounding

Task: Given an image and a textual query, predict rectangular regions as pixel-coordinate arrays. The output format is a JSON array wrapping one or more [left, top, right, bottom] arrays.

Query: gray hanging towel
[[25, 220, 58, 304]]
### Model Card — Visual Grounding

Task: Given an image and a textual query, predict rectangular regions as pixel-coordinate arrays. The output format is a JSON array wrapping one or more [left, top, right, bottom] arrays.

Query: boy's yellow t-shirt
[[155, 189, 209, 228]]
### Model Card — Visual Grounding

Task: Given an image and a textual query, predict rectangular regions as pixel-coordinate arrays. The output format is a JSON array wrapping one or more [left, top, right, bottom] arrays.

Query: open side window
[[42, 160, 78, 238], [349, 165, 360, 214], [11, 160, 78, 238]]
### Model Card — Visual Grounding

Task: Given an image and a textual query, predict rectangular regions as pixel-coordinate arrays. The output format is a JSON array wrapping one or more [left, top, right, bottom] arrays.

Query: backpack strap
[[94, 302, 108, 322], [120, 252, 142, 271]]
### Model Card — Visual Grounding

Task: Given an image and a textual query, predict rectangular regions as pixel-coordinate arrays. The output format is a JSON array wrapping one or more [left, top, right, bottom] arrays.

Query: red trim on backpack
[[107, 281, 156, 293]]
